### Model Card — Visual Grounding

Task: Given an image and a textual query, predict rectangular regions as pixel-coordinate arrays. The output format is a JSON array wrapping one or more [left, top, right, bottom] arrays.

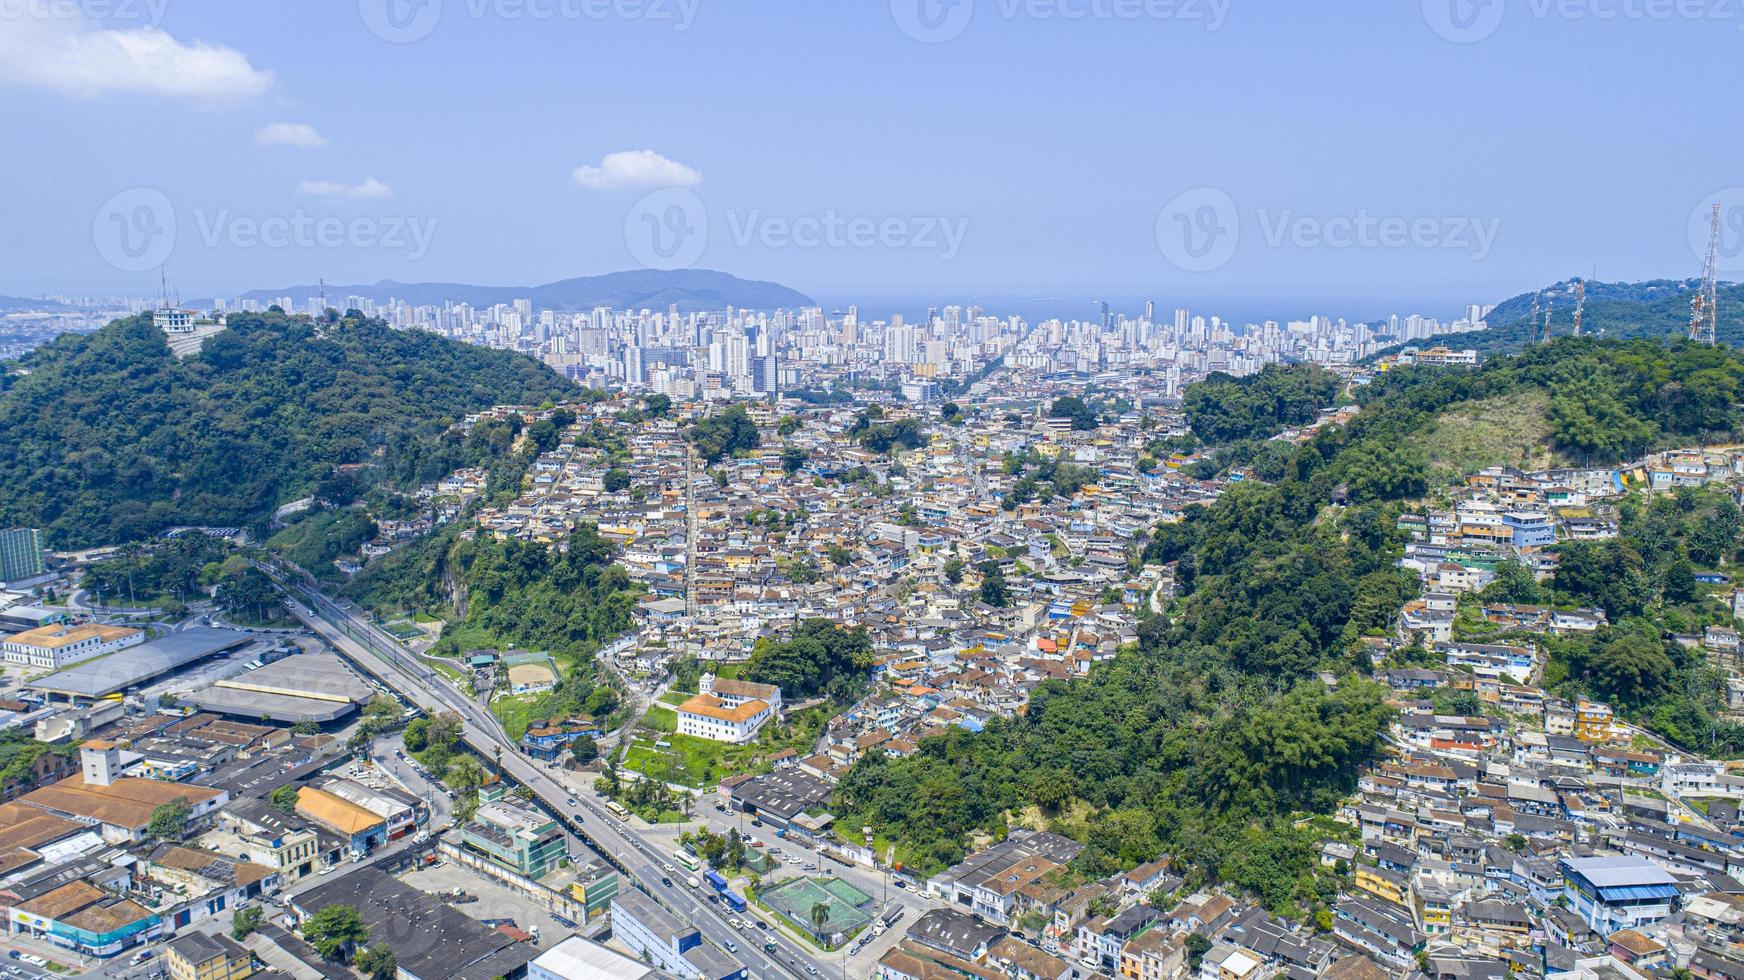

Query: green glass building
[[0, 528, 44, 582]]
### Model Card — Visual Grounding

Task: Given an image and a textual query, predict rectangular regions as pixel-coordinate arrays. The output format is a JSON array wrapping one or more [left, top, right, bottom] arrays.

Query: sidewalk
[[1, 932, 95, 973]]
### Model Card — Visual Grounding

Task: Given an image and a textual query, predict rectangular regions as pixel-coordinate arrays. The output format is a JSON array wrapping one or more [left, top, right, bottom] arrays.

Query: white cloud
[[572, 150, 701, 191], [255, 122, 327, 148], [295, 177, 394, 200], [0, 14, 272, 101]]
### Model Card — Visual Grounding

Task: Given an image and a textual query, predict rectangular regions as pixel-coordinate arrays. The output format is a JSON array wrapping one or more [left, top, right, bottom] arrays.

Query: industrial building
[[26, 627, 253, 701], [177, 652, 375, 723]]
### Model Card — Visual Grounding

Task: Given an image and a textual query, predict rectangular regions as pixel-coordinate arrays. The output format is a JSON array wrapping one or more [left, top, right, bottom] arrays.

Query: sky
[[2, 0, 1743, 323]]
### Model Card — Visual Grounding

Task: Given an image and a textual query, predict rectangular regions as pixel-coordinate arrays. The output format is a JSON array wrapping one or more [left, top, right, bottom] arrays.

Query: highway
[[264, 566, 828, 980]]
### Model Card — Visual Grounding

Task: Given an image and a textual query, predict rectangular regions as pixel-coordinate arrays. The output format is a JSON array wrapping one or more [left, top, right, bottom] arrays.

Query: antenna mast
[[1693, 203, 1721, 345], [1573, 279, 1586, 337]]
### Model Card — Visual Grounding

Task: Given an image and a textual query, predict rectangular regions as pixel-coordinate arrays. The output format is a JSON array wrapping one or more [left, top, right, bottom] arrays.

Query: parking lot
[[399, 861, 577, 947]]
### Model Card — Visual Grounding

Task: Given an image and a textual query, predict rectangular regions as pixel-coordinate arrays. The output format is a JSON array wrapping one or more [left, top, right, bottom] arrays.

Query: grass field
[[381, 620, 424, 640], [491, 693, 548, 740], [1418, 389, 1562, 488], [643, 705, 677, 732], [620, 731, 738, 786]]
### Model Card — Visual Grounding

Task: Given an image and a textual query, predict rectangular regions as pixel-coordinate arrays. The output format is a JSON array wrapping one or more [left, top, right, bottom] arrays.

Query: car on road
[[724, 941, 738, 954], [566, 798, 578, 807], [661, 876, 672, 887], [802, 863, 816, 871]]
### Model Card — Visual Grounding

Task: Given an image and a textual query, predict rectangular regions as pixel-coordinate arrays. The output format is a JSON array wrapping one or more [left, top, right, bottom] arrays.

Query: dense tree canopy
[[689, 404, 760, 463], [0, 311, 582, 546], [745, 618, 875, 701], [1184, 364, 1341, 444]]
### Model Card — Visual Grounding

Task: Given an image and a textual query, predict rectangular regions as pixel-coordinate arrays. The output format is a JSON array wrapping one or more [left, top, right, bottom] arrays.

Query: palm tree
[[809, 901, 831, 938]]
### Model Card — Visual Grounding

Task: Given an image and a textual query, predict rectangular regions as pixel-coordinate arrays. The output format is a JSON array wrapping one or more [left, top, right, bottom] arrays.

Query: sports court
[[761, 876, 874, 940]]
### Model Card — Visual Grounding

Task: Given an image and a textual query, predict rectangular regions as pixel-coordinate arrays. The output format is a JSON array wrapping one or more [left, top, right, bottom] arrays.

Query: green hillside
[[1387, 278, 1744, 357], [0, 311, 583, 547], [839, 336, 1744, 906]]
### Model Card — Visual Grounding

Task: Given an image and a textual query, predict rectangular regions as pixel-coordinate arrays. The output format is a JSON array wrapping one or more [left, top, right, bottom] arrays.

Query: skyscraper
[[0, 528, 45, 582]]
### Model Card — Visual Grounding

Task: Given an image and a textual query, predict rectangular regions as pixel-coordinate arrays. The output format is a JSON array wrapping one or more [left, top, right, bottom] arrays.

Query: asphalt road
[[268, 568, 828, 980]]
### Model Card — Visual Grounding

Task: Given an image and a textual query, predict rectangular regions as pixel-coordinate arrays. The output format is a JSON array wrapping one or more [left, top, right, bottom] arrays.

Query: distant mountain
[[231, 269, 814, 313]]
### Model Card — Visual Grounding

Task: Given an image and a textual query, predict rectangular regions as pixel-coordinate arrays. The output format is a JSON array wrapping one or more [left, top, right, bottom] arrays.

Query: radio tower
[[1692, 203, 1721, 345], [1530, 292, 1541, 341], [1572, 279, 1586, 337], [1542, 296, 1554, 344]]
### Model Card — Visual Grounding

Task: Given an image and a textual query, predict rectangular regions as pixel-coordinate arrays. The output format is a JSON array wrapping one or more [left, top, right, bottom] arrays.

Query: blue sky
[[2, 0, 1742, 321]]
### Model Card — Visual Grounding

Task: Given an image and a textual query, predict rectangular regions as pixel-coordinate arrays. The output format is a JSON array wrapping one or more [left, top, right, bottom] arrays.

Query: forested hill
[[1391, 278, 1744, 356], [0, 311, 581, 547]]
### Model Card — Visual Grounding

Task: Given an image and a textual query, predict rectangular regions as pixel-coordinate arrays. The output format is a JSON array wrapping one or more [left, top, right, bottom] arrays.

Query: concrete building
[[2, 622, 143, 670], [293, 785, 385, 857], [456, 799, 567, 878], [14, 743, 228, 843], [675, 675, 780, 743], [610, 890, 745, 980], [0, 527, 45, 582], [528, 936, 669, 980], [163, 932, 255, 980], [1562, 856, 1681, 935]]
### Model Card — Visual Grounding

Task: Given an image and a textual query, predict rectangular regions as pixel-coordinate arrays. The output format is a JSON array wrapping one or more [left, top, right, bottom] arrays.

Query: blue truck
[[723, 891, 747, 913]]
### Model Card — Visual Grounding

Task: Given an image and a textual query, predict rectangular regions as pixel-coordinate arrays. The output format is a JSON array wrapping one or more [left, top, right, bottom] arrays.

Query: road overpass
[[264, 567, 827, 980]]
